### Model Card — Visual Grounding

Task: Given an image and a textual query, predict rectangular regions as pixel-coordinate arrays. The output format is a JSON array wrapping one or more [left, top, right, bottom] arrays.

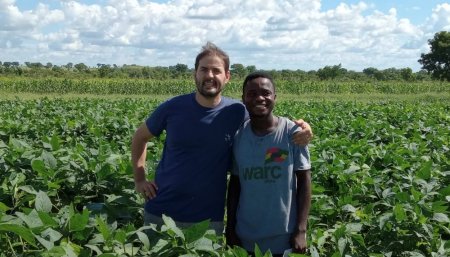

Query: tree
[[29, 62, 44, 69], [418, 31, 450, 81], [230, 63, 246, 78], [3, 62, 18, 68], [65, 62, 73, 70], [98, 64, 112, 78], [52, 65, 63, 73], [400, 68, 414, 81], [142, 67, 151, 78], [174, 63, 188, 73], [363, 67, 378, 78], [317, 64, 346, 80], [246, 65, 257, 74], [74, 63, 88, 72], [381, 68, 401, 81], [169, 63, 189, 78]]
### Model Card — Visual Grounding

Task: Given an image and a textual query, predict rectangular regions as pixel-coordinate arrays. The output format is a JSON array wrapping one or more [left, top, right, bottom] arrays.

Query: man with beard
[[131, 42, 312, 235]]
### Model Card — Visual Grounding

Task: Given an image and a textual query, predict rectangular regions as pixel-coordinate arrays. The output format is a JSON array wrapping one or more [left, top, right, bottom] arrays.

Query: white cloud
[[424, 3, 450, 33], [0, 0, 63, 31], [0, 0, 449, 71]]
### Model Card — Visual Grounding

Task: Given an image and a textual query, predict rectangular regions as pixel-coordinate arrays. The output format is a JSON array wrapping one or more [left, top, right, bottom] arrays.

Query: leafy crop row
[[0, 78, 448, 95], [0, 98, 449, 256]]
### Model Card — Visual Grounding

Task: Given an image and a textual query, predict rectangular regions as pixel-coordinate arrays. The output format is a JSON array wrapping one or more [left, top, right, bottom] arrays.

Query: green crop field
[[0, 79, 449, 256]]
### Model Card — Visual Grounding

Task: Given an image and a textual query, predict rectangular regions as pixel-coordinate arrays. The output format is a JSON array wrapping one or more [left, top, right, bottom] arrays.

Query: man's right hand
[[135, 180, 158, 200]]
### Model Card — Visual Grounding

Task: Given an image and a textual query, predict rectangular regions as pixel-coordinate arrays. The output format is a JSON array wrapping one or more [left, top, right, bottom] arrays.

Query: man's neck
[[195, 92, 222, 108], [250, 115, 278, 136]]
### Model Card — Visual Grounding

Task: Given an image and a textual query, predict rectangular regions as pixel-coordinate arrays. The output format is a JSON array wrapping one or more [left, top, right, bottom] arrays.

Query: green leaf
[[342, 204, 356, 213], [439, 185, 450, 196], [230, 246, 249, 257], [35, 190, 52, 213], [136, 231, 150, 250], [309, 246, 320, 257], [402, 251, 425, 257], [105, 194, 123, 203], [0, 202, 11, 212], [9, 138, 29, 152], [346, 223, 362, 233], [395, 192, 410, 202], [338, 237, 347, 256], [50, 134, 60, 151], [416, 161, 432, 180], [114, 229, 127, 244], [432, 213, 449, 223], [431, 201, 449, 212], [149, 239, 169, 254], [123, 243, 140, 256], [351, 234, 366, 247], [31, 159, 46, 173], [334, 224, 346, 239], [344, 164, 360, 173], [0, 223, 36, 246], [161, 214, 184, 240], [36, 235, 54, 250], [38, 211, 59, 228], [394, 204, 406, 222], [192, 237, 215, 252], [85, 244, 103, 255], [16, 210, 43, 228], [69, 209, 89, 232], [41, 246, 66, 257], [179, 254, 198, 257], [18, 185, 38, 195], [42, 151, 57, 170], [62, 241, 81, 257], [410, 187, 423, 201], [0, 139, 7, 148], [96, 216, 111, 241], [183, 219, 210, 243], [254, 243, 263, 257], [41, 227, 63, 242]]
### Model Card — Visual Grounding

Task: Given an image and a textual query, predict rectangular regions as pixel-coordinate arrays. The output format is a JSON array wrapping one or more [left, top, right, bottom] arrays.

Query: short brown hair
[[194, 42, 230, 72]]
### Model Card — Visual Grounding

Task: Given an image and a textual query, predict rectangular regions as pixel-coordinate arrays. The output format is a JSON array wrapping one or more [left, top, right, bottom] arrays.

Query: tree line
[[1, 31, 448, 82], [0, 61, 434, 82]]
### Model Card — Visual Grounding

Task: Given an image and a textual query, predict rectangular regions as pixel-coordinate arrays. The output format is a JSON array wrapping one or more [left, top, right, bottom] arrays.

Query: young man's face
[[194, 55, 230, 98], [242, 77, 276, 118]]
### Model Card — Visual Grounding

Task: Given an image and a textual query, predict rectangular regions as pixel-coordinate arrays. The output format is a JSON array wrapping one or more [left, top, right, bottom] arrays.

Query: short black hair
[[242, 71, 275, 93]]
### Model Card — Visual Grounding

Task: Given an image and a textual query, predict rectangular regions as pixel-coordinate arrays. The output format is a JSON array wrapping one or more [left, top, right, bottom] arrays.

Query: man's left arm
[[290, 169, 312, 253]]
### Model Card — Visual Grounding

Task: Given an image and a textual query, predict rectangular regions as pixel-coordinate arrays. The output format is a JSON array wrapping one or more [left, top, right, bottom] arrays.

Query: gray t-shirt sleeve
[[289, 123, 311, 171], [293, 144, 311, 171]]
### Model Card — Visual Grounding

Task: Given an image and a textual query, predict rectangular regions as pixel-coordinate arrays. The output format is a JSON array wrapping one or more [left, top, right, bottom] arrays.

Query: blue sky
[[1, 0, 450, 71], [15, 0, 446, 24]]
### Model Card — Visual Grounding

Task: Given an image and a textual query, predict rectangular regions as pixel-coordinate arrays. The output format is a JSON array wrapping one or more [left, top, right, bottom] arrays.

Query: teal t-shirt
[[232, 116, 311, 254]]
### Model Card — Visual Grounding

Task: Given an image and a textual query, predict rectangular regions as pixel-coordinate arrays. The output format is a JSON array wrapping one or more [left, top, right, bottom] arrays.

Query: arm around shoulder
[[292, 119, 313, 146]]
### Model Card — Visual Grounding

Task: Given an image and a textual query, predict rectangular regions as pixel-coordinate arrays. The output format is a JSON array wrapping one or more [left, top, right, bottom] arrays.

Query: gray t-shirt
[[232, 116, 311, 253]]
